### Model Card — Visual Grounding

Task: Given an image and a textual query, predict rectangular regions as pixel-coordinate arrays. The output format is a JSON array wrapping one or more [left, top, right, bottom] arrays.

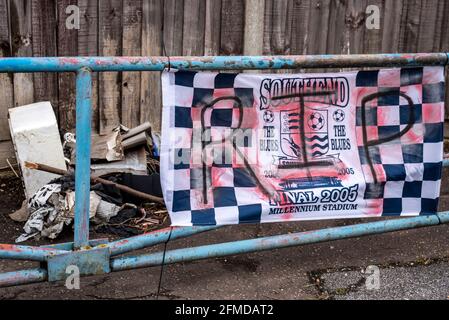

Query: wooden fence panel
[[140, 0, 163, 131], [31, 0, 58, 116], [220, 0, 244, 55], [381, 0, 402, 53], [183, 0, 206, 56], [0, 0, 449, 165], [58, 0, 78, 133], [122, 0, 142, 128], [10, 0, 33, 108], [78, 0, 99, 132], [99, 0, 123, 134], [204, 0, 222, 56], [163, 0, 184, 55], [0, 0, 14, 142]]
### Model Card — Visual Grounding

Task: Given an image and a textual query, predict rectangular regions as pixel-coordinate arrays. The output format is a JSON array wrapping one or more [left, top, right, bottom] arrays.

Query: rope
[[156, 226, 173, 300]]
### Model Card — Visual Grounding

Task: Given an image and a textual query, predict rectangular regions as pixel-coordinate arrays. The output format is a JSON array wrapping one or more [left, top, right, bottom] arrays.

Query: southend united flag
[[160, 67, 445, 226]]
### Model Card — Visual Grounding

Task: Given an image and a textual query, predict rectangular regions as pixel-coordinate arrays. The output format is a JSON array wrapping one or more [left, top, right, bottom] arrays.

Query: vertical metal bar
[[74, 68, 93, 249]]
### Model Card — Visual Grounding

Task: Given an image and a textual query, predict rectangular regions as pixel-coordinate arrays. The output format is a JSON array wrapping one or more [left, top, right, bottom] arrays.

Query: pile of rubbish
[[8, 101, 167, 243]]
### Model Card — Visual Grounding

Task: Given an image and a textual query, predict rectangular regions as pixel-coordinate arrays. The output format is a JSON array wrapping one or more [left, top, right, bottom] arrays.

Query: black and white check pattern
[[163, 71, 264, 225], [162, 67, 445, 226], [355, 67, 444, 216]]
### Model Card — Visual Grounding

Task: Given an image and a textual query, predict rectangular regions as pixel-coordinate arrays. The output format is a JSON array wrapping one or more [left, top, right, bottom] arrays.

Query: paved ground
[[1, 168, 449, 300], [318, 260, 449, 300]]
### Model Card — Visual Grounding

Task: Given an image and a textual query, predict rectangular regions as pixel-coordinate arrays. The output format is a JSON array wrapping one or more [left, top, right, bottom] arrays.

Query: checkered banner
[[161, 67, 445, 226]]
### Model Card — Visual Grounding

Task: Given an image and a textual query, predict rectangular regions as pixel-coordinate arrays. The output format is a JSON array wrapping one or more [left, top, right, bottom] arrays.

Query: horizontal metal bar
[[111, 212, 448, 271], [0, 244, 68, 262], [106, 226, 219, 256], [0, 53, 447, 73], [40, 238, 109, 251], [74, 68, 93, 249], [0, 268, 47, 288]]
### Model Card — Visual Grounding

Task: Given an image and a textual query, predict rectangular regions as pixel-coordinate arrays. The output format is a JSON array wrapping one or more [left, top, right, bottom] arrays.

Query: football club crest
[[280, 108, 329, 160]]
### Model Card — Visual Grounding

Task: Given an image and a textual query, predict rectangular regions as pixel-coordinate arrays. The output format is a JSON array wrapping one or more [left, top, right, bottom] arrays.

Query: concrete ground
[[1, 168, 449, 300]]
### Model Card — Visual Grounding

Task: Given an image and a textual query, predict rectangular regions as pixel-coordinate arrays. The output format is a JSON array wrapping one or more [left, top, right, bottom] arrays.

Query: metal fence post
[[74, 68, 93, 249]]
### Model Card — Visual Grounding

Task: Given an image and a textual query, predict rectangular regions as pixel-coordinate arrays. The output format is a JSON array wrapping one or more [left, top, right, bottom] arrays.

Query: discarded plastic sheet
[[93, 200, 121, 223], [8, 101, 67, 199], [161, 68, 445, 226], [65, 191, 101, 219], [16, 184, 101, 242]]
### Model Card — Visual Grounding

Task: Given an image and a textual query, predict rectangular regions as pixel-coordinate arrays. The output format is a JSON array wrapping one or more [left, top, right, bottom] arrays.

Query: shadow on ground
[[0, 167, 449, 300]]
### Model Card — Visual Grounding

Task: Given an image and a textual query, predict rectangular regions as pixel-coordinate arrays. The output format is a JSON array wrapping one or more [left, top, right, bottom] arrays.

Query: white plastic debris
[[9, 101, 67, 199], [93, 200, 121, 223], [65, 191, 101, 219]]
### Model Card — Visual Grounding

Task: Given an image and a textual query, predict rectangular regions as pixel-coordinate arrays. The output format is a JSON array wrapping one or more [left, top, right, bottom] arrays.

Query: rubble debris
[[120, 173, 163, 204], [96, 206, 141, 237], [8, 101, 67, 199], [9, 200, 29, 222], [70, 129, 124, 163], [15, 184, 102, 242], [93, 200, 122, 224], [16, 183, 63, 242], [13, 120, 168, 241], [64, 191, 101, 219], [122, 131, 150, 150], [91, 128, 124, 162], [95, 203, 168, 237], [25, 161, 164, 204], [121, 121, 151, 140], [28, 183, 61, 208], [91, 146, 147, 177], [151, 131, 161, 157]]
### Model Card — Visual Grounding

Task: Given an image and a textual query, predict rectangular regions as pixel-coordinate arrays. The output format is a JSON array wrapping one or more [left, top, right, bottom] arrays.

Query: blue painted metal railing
[[0, 53, 448, 287]]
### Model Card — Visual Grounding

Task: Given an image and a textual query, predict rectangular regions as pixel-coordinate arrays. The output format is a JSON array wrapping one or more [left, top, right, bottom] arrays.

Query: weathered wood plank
[[326, 0, 347, 54], [140, 0, 163, 131], [263, 0, 272, 55], [362, 0, 383, 53], [270, 0, 292, 55], [220, 0, 245, 55], [204, 0, 222, 56], [0, 0, 14, 141], [244, 0, 264, 56], [182, 0, 206, 56], [99, 0, 123, 134], [31, 0, 58, 115], [381, 0, 402, 53], [122, 0, 142, 128], [398, 0, 422, 53], [344, 0, 366, 55], [440, 0, 449, 52], [78, 0, 99, 133], [417, 0, 443, 52], [57, 0, 78, 133], [10, 0, 34, 107], [306, 0, 330, 55], [290, 0, 311, 56], [263, 0, 292, 73], [163, 0, 184, 55]]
